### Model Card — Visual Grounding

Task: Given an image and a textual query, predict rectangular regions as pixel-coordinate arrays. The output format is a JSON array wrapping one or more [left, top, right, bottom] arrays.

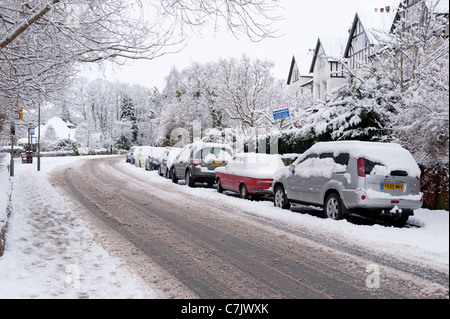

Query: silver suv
[[272, 141, 423, 226]]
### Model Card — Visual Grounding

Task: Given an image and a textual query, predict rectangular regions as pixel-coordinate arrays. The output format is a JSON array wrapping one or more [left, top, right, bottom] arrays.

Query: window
[[330, 62, 345, 78], [405, 1, 422, 28], [353, 33, 367, 53], [334, 153, 350, 166]]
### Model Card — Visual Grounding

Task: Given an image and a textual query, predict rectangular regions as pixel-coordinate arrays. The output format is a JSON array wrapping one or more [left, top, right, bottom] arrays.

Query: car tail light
[[193, 159, 201, 167], [391, 200, 399, 204], [357, 157, 366, 177], [361, 195, 366, 200]]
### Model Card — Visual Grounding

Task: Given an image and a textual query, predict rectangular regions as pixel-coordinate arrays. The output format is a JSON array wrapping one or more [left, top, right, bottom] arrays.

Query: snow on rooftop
[[428, 0, 449, 13], [291, 53, 314, 76], [318, 37, 347, 61], [357, 9, 396, 45], [37, 116, 77, 141]]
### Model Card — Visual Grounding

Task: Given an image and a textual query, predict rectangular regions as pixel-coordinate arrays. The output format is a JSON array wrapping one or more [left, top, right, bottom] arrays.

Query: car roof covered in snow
[[298, 141, 421, 177]]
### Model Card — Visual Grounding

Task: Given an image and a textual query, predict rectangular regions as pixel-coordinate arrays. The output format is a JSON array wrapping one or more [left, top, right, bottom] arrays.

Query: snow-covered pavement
[[0, 156, 162, 298], [0, 155, 448, 298]]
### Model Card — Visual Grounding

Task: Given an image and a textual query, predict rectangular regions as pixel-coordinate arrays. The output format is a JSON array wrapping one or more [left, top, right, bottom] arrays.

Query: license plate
[[381, 183, 404, 191], [211, 162, 224, 166]]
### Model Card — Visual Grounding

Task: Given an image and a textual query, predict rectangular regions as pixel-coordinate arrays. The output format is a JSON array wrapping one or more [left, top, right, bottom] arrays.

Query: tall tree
[[120, 94, 138, 144]]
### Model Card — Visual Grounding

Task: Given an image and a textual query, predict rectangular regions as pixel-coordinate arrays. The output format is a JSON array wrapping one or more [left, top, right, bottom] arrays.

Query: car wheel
[[171, 168, 178, 183], [274, 185, 290, 209], [324, 193, 343, 220], [391, 212, 410, 227], [240, 184, 249, 199], [186, 170, 195, 187], [217, 178, 224, 193]]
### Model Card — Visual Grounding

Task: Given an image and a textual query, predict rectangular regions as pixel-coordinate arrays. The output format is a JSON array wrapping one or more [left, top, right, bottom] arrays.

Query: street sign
[[272, 103, 290, 120], [15, 107, 23, 120], [29, 127, 35, 135]]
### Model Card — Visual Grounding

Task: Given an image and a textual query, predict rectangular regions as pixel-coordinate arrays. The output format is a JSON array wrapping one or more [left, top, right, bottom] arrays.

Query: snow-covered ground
[[0, 156, 162, 299], [0, 155, 448, 298]]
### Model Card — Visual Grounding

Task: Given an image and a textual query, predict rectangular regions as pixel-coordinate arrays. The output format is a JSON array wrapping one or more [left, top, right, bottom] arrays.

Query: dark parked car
[[145, 147, 168, 171], [159, 148, 182, 178], [171, 142, 233, 187], [126, 146, 136, 163]]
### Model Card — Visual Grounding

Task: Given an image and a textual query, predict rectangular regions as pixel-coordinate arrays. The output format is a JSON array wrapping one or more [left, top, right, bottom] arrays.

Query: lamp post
[[37, 100, 41, 171], [10, 123, 14, 177]]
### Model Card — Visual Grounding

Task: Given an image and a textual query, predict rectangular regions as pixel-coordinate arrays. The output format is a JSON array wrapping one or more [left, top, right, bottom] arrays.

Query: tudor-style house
[[394, 0, 449, 35], [286, 53, 313, 94], [344, 6, 396, 73], [309, 37, 347, 102], [287, 0, 447, 103]]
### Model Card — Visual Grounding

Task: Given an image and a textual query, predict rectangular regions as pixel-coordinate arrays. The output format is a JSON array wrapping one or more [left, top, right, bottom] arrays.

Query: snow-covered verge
[[0, 156, 163, 298], [0, 153, 12, 256]]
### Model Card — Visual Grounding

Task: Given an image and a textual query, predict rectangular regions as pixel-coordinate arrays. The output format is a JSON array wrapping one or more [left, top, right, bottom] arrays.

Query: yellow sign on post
[[15, 106, 23, 120]]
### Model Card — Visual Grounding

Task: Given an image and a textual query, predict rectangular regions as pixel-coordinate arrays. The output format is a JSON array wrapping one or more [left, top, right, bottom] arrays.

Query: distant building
[[286, 53, 313, 94], [17, 116, 77, 146]]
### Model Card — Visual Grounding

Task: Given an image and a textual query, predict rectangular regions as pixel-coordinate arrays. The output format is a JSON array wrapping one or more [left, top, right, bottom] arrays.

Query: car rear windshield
[[364, 158, 408, 176], [195, 147, 232, 161]]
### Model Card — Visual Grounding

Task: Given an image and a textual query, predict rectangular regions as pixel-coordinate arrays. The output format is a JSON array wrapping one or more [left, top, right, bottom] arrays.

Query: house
[[393, 0, 449, 35], [286, 53, 313, 94], [344, 6, 396, 72], [309, 37, 347, 101]]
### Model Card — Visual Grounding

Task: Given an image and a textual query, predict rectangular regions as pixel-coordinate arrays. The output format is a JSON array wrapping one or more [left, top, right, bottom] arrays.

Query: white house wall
[[312, 44, 346, 101]]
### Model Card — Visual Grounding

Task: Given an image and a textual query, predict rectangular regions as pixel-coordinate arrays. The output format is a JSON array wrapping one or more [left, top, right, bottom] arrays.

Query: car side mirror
[[289, 165, 295, 174]]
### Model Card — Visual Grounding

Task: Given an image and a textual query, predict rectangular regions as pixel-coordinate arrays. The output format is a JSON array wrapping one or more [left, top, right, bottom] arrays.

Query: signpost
[[10, 104, 24, 176], [272, 103, 290, 120]]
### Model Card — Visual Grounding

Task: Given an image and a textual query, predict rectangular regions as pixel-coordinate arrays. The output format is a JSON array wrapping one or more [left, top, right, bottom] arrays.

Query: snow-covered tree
[[215, 55, 280, 134], [382, 0, 449, 165], [1, 0, 280, 140], [302, 67, 399, 141], [120, 94, 138, 144]]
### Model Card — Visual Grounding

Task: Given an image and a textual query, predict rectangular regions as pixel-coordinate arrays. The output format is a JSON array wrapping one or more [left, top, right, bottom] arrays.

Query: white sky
[[81, 0, 400, 91]]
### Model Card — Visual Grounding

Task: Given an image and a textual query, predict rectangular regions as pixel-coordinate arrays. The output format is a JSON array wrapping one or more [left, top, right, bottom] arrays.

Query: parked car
[[159, 148, 182, 178], [126, 146, 136, 163], [271, 141, 423, 226], [132, 146, 142, 166], [171, 142, 233, 187], [145, 147, 168, 171], [134, 146, 153, 168], [215, 153, 285, 199]]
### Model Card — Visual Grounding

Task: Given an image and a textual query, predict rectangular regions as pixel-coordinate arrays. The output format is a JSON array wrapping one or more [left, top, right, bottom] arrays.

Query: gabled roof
[[344, 9, 396, 57], [309, 37, 346, 73], [287, 53, 313, 85]]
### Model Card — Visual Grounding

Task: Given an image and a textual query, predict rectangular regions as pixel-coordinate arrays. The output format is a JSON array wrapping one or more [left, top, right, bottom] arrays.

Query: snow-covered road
[[0, 155, 448, 298]]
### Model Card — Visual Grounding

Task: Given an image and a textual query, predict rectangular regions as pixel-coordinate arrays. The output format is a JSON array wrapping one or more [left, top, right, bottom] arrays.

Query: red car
[[215, 153, 285, 199]]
